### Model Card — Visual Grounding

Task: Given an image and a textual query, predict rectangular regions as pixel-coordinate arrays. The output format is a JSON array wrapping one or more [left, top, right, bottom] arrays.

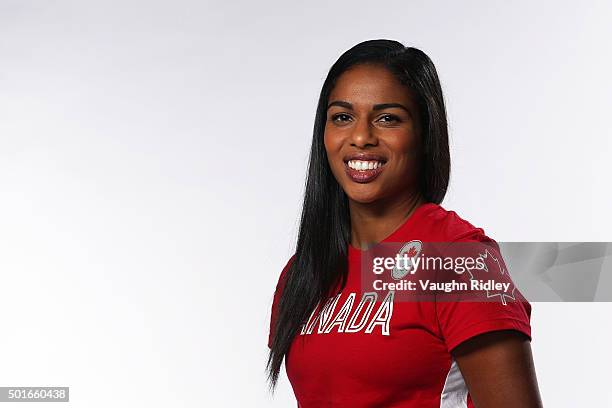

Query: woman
[[266, 39, 542, 407]]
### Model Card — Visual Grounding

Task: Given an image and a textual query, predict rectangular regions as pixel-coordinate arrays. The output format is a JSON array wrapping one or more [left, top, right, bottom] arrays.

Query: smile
[[344, 159, 387, 183], [347, 160, 385, 170]]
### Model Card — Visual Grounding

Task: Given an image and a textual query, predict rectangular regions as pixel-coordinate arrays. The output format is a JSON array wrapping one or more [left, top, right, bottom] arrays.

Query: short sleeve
[[268, 255, 295, 349], [435, 231, 532, 352]]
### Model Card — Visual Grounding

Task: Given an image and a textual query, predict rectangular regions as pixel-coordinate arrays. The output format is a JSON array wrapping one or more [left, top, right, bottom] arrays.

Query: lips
[[343, 153, 388, 163], [342, 153, 387, 184]]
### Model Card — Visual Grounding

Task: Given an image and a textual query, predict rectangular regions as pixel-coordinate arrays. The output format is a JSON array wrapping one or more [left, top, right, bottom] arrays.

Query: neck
[[349, 189, 425, 250]]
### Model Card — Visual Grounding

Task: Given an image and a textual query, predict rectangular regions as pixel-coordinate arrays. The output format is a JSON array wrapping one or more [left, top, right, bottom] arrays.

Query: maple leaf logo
[[392, 240, 422, 280], [466, 246, 517, 305], [406, 246, 418, 258]]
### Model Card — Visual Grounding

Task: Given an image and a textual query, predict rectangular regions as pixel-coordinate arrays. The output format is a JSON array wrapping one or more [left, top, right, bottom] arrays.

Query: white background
[[1, 1, 610, 407]]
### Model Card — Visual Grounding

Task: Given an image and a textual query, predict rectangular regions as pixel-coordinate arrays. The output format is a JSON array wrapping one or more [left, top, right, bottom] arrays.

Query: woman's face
[[324, 63, 423, 204]]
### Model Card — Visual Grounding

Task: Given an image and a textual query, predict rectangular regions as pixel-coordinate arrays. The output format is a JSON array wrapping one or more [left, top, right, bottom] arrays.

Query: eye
[[331, 113, 352, 123], [378, 114, 401, 124]]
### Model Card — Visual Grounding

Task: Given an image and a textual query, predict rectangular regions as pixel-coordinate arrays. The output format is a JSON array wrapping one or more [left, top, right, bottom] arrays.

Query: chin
[[345, 187, 382, 204]]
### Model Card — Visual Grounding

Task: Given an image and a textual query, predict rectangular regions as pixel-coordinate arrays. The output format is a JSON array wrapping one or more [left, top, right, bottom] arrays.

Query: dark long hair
[[266, 39, 450, 390]]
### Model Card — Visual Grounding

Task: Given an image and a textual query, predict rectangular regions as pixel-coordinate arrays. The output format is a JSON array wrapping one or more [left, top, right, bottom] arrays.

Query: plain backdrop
[[0, 1, 610, 407]]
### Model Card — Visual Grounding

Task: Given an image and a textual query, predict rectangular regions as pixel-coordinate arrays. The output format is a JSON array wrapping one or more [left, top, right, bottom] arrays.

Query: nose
[[349, 118, 378, 148]]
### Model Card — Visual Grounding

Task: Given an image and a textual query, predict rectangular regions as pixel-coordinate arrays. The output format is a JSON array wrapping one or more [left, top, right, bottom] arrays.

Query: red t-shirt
[[268, 202, 531, 407]]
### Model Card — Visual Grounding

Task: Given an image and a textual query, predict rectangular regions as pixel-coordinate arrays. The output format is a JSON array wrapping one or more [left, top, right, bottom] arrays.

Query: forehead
[[328, 64, 414, 106]]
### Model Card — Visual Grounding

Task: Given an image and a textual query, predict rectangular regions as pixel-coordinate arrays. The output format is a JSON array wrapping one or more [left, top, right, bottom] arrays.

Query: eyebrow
[[326, 100, 412, 115]]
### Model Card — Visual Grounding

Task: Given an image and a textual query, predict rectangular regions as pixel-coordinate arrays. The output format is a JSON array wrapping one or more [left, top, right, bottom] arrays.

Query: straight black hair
[[266, 39, 450, 390]]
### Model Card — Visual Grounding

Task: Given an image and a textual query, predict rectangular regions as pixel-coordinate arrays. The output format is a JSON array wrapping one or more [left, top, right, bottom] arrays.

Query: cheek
[[323, 133, 347, 183], [323, 135, 331, 154], [323, 132, 342, 161], [387, 132, 420, 160], [385, 135, 421, 177]]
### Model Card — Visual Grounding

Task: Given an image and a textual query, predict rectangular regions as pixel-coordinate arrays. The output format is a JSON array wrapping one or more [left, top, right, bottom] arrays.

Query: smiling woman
[[266, 39, 542, 408], [325, 64, 422, 202]]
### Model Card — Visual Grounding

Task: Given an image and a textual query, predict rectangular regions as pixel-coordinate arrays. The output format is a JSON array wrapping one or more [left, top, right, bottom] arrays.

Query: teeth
[[347, 160, 384, 171]]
